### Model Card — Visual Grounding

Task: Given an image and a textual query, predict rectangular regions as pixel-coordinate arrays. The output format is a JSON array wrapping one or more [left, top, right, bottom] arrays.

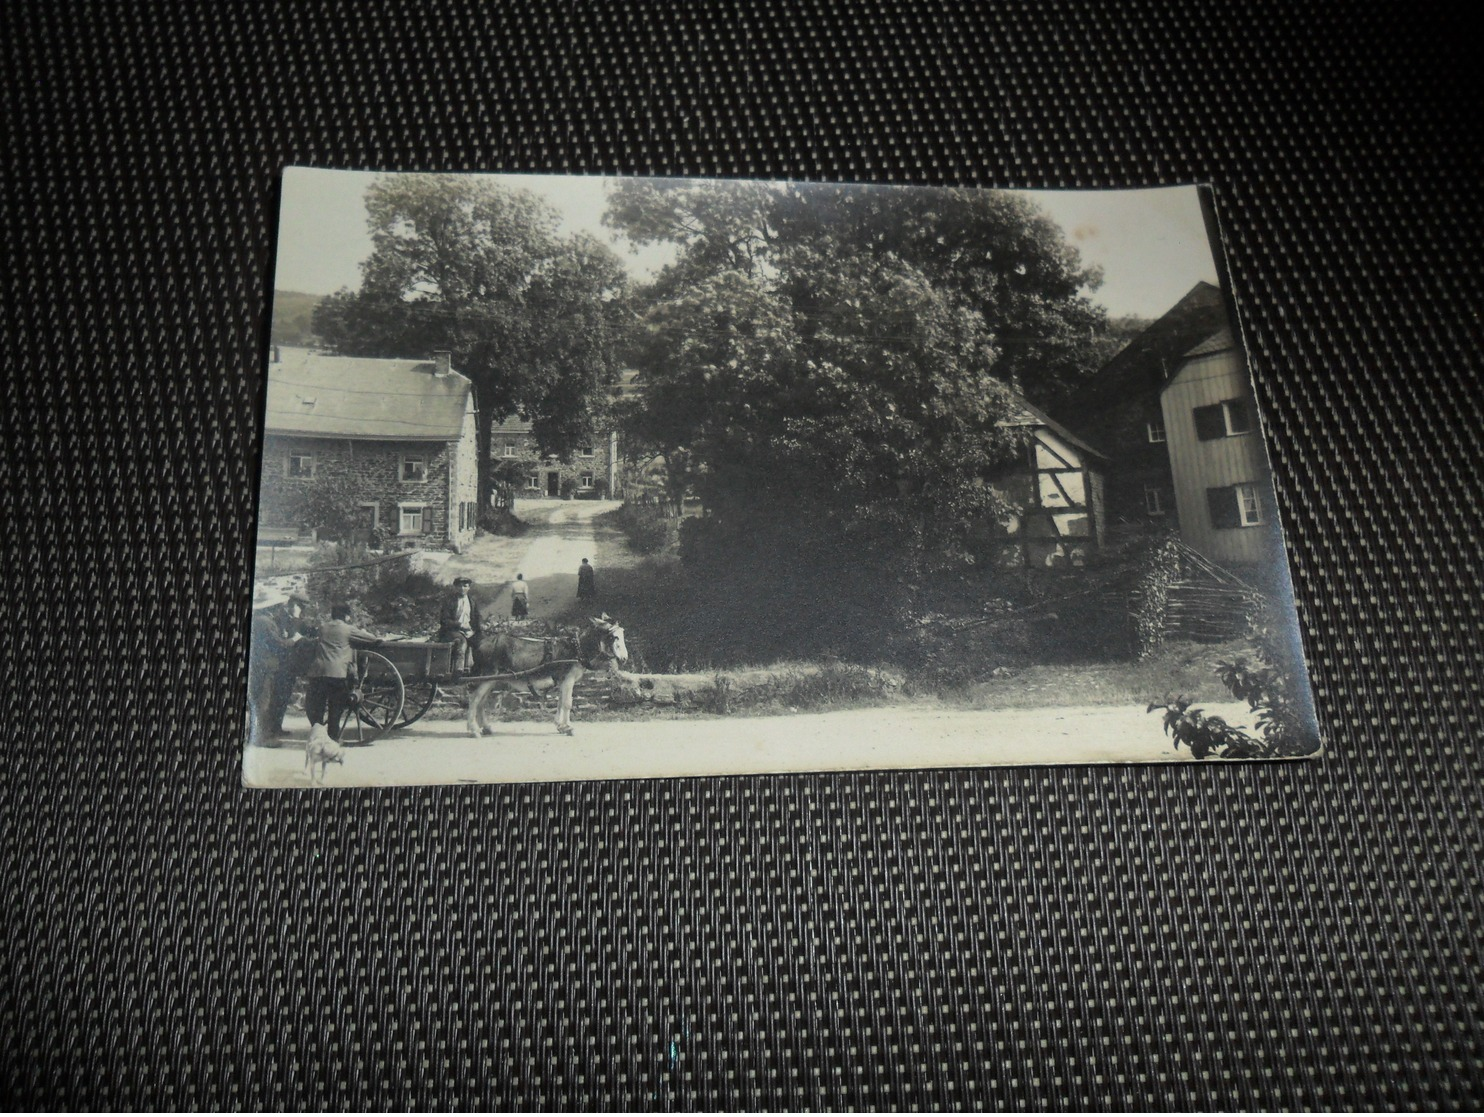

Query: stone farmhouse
[[490, 419, 621, 500], [259, 347, 480, 551]]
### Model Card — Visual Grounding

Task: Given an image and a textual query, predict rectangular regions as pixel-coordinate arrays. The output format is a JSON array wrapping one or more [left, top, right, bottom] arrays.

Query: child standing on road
[[510, 573, 529, 619]]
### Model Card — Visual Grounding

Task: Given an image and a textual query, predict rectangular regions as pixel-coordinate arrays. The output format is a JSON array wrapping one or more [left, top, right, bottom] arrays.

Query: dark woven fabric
[[4, 0, 1480, 1108]]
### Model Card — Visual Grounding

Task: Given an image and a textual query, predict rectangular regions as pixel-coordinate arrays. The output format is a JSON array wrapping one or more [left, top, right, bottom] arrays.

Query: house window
[[503, 443, 517, 457], [525, 474, 541, 490], [400, 455, 428, 482], [1237, 483, 1263, 526], [579, 445, 595, 458], [580, 472, 594, 489], [1207, 483, 1262, 529], [1144, 486, 1165, 515], [1193, 399, 1254, 441], [398, 504, 426, 535], [285, 452, 314, 479], [1146, 419, 1166, 443]]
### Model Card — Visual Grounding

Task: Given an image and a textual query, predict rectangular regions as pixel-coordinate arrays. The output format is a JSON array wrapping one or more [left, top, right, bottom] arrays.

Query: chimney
[[433, 350, 452, 377]]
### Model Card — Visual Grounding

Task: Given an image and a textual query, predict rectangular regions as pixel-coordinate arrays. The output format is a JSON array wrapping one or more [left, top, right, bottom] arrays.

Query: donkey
[[465, 616, 628, 738]]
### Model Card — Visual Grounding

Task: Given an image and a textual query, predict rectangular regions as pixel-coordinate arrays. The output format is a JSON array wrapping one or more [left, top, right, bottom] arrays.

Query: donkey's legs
[[467, 681, 492, 738], [555, 665, 581, 735]]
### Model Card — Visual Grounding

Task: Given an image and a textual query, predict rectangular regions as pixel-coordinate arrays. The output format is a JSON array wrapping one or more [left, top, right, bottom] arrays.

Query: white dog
[[304, 724, 344, 785]]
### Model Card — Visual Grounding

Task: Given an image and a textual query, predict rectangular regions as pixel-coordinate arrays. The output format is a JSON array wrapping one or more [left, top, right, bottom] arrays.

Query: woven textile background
[[4, 0, 1480, 1109]]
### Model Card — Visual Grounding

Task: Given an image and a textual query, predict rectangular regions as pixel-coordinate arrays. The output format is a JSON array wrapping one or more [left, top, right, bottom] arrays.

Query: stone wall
[[450, 405, 479, 549], [260, 434, 459, 546]]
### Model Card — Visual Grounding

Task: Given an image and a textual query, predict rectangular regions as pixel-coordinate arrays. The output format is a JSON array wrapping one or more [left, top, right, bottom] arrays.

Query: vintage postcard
[[243, 168, 1320, 788]]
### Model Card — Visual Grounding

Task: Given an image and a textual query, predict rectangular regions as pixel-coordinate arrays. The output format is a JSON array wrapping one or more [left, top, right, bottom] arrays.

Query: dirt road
[[243, 699, 1257, 788], [438, 499, 622, 619]]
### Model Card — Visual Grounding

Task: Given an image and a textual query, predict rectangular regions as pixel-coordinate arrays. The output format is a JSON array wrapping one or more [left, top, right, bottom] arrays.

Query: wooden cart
[[336, 640, 456, 745]]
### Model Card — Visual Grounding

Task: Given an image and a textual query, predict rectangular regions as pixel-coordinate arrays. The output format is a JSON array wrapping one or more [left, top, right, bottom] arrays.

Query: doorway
[[546, 471, 560, 497]]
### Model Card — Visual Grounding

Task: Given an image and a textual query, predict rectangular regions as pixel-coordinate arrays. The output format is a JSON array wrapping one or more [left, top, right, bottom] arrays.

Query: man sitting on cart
[[437, 576, 482, 675]]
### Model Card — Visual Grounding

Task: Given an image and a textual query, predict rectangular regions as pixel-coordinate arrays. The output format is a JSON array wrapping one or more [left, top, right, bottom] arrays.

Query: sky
[[275, 167, 1219, 320]]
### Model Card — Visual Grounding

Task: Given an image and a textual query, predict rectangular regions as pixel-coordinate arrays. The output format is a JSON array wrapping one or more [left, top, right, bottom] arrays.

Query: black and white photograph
[[244, 168, 1321, 788]]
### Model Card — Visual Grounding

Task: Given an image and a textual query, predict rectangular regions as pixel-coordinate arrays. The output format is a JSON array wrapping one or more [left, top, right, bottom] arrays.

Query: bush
[[303, 543, 443, 633], [478, 505, 529, 536], [1147, 595, 1319, 759], [617, 502, 678, 555], [560, 476, 578, 499]]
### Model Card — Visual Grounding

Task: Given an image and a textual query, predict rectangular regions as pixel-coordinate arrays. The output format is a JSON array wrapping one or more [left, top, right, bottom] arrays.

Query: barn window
[[1194, 399, 1253, 441], [1144, 486, 1165, 515], [398, 504, 426, 535], [1146, 419, 1166, 443], [1237, 483, 1263, 525], [1207, 484, 1262, 529], [285, 452, 314, 479], [400, 454, 428, 482]]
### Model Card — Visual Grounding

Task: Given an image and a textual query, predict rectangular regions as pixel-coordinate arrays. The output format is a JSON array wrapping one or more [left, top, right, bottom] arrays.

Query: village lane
[[243, 699, 1261, 788], [436, 499, 622, 620]]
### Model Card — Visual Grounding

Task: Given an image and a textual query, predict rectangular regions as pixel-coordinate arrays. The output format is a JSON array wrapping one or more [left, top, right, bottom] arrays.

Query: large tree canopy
[[606, 180, 1110, 580], [313, 174, 629, 505]]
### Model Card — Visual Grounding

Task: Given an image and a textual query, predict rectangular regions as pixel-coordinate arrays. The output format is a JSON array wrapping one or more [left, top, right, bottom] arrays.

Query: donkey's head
[[589, 614, 628, 664]]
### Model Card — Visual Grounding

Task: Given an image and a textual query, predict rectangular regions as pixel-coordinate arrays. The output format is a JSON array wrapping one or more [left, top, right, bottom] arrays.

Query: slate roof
[[264, 347, 473, 441], [1084, 281, 1228, 394], [1183, 325, 1236, 358], [1001, 394, 1107, 460]]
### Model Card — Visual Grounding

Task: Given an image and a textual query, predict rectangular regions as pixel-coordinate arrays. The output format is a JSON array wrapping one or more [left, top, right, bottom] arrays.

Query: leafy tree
[[288, 474, 364, 541], [607, 181, 1113, 624], [610, 180, 1113, 407], [313, 175, 629, 507], [489, 455, 534, 513]]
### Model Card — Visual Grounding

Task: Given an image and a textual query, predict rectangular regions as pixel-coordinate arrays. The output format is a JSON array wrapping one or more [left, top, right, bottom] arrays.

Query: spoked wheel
[[398, 680, 440, 727], [335, 651, 405, 746]]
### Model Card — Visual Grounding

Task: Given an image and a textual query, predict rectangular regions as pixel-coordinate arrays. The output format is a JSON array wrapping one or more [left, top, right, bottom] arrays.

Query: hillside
[[270, 290, 325, 347]]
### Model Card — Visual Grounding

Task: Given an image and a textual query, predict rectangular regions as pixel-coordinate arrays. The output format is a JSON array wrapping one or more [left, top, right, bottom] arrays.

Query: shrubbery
[[615, 502, 678, 555], [302, 543, 443, 634], [1148, 597, 1319, 759], [478, 505, 529, 536]]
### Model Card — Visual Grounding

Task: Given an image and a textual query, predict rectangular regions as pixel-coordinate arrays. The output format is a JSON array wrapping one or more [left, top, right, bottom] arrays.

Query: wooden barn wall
[[1160, 349, 1276, 565]]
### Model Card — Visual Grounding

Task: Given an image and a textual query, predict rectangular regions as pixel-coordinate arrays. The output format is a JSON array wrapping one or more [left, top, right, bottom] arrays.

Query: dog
[[304, 724, 345, 785]]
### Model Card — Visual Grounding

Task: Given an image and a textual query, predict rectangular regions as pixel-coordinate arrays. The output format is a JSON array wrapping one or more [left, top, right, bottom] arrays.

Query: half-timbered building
[[987, 397, 1107, 568]]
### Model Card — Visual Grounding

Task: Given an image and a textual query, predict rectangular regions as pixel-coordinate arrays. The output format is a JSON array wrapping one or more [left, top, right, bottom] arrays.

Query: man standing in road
[[305, 603, 381, 743], [509, 573, 529, 619], [577, 558, 596, 601], [438, 576, 482, 674], [248, 592, 309, 743]]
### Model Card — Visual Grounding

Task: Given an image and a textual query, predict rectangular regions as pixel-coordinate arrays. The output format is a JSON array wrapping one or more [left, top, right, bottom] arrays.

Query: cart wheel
[[336, 651, 404, 746], [399, 680, 440, 727]]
